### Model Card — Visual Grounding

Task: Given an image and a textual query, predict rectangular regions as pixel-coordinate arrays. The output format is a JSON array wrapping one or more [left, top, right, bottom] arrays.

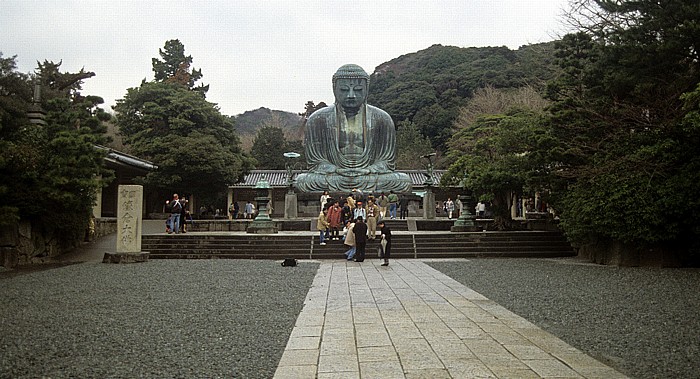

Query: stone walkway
[[273, 260, 628, 379]]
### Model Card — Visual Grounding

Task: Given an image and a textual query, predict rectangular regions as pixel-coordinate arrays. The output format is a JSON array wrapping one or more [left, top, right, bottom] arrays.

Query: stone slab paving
[[274, 260, 628, 379]]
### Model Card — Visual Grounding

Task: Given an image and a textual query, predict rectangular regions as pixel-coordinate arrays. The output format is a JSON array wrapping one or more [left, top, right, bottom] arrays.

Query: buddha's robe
[[295, 104, 412, 193]]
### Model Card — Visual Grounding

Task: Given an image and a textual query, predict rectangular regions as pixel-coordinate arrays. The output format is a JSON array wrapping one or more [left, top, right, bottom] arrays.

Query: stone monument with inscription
[[103, 185, 149, 263], [295, 64, 412, 194]]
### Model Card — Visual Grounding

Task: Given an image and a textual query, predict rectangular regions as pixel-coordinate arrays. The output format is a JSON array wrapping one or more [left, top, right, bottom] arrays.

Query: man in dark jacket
[[352, 217, 368, 262], [377, 220, 392, 266]]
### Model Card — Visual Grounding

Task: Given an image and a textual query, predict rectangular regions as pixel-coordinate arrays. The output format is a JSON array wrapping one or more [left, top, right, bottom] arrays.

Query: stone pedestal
[[423, 189, 436, 219], [451, 193, 481, 232], [284, 192, 298, 219], [247, 190, 278, 234], [103, 185, 149, 263]]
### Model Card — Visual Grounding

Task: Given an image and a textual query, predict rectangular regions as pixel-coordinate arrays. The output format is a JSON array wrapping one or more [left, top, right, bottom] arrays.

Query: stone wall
[[576, 237, 683, 267], [0, 218, 116, 269]]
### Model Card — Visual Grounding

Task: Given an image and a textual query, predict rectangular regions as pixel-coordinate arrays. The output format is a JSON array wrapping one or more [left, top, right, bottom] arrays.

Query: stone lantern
[[451, 171, 481, 232], [421, 153, 437, 219], [247, 175, 278, 234], [283, 152, 301, 219]]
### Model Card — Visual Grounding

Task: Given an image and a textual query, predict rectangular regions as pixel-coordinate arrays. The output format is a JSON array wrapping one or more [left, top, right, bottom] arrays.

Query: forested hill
[[231, 107, 301, 135], [367, 42, 560, 149]]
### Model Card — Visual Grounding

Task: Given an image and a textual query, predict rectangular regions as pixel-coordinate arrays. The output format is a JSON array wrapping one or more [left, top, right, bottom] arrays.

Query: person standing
[[344, 220, 356, 260], [317, 208, 330, 245], [476, 201, 486, 218], [445, 197, 455, 219], [387, 191, 399, 219], [320, 190, 331, 211], [346, 193, 356, 212], [168, 194, 182, 234], [352, 217, 368, 262], [233, 201, 240, 219], [366, 199, 380, 240], [244, 200, 255, 219], [377, 192, 389, 219], [377, 220, 392, 266], [399, 193, 409, 219], [179, 197, 188, 233], [353, 201, 366, 221], [454, 197, 462, 218], [327, 201, 343, 240]]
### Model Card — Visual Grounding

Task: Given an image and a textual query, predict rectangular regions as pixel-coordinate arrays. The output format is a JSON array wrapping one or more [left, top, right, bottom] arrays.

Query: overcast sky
[[1, 0, 571, 116]]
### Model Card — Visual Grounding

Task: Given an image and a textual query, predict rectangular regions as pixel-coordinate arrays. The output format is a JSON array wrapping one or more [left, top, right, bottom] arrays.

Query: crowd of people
[[164, 193, 193, 234], [315, 189, 399, 266]]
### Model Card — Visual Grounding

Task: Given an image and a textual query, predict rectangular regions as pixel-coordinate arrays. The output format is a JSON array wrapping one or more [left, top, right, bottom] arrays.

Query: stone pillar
[[103, 185, 149, 263], [423, 189, 435, 219], [285, 192, 298, 219]]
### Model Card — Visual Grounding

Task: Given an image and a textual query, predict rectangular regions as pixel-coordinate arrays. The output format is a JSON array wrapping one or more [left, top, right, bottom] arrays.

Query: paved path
[[274, 260, 627, 379]]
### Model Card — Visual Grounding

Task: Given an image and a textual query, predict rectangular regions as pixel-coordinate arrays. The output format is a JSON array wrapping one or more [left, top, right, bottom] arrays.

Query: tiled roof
[[230, 169, 446, 188], [96, 145, 157, 171]]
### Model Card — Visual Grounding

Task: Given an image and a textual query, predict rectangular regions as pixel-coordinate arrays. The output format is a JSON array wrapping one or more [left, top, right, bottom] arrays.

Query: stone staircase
[[142, 231, 575, 260]]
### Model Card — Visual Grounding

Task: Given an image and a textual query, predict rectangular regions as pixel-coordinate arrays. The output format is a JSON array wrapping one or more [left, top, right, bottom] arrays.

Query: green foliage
[[544, 1, 700, 249], [442, 109, 552, 225], [152, 39, 208, 94], [0, 54, 111, 242], [114, 80, 254, 205], [250, 125, 289, 170], [395, 121, 434, 169], [368, 43, 560, 151]]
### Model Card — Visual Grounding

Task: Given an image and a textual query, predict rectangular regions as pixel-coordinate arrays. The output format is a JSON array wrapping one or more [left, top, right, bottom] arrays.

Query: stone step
[[142, 231, 575, 259]]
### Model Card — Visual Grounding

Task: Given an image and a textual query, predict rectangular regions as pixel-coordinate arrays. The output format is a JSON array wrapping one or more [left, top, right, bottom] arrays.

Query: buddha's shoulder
[[308, 105, 336, 122], [366, 105, 392, 121]]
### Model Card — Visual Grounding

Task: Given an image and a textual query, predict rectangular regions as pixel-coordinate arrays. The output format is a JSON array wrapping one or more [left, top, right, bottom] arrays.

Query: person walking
[[352, 217, 368, 262], [377, 220, 392, 266], [317, 208, 330, 246], [387, 191, 399, 219]]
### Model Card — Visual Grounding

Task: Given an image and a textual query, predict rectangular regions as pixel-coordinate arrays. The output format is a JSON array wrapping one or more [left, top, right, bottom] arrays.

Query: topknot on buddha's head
[[333, 64, 370, 86]]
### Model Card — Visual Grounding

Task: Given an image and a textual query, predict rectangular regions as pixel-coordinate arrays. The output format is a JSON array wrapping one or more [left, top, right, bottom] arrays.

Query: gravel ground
[[427, 258, 700, 379], [0, 260, 319, 379]]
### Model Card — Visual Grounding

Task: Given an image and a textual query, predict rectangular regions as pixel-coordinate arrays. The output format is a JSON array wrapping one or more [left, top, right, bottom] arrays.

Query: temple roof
[[230, 169, 446, 188], [96, 145, 157, 172]]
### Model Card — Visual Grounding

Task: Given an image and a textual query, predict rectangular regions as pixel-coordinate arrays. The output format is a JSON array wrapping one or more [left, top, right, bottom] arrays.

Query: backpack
[[171, 201, 182, 213]]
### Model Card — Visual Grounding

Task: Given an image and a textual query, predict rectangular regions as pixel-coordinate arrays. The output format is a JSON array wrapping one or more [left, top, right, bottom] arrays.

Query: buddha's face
[[334, 78, 368, 110]]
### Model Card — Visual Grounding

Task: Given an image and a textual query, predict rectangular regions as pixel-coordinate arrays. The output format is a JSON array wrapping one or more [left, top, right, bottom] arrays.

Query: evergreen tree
[[152, 39, 209, 94], [115, 41, 253, 206], [0, 54, 111, 243], [547, 0, 700, 254]]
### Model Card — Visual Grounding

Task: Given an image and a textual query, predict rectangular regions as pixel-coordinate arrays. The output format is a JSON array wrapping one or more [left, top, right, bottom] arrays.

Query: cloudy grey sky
[[1, 0, 570, 116]]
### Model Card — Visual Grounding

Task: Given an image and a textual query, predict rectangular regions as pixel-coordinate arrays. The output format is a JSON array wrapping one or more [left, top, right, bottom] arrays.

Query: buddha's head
[[333, 64, 369, 112]]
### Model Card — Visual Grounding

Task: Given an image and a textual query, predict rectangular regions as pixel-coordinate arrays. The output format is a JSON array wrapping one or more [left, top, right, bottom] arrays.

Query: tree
[[115, 81, 253, 206], [545, 0, 700, 254], [250, 113, 307, 169], [441, 84, 553, 228], [250, 125, 288, 170], [116, 40, 253, 206], [0, 54, 111, 243], [395, 121, 434, 169], [152, 39, 209, 94]]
